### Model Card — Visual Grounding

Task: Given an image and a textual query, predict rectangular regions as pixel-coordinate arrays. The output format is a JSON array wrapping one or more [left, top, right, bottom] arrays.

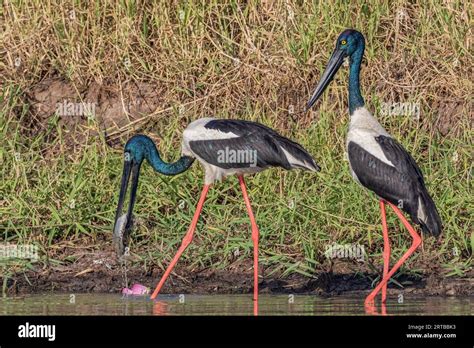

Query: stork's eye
[[341, 39, 347, 45]]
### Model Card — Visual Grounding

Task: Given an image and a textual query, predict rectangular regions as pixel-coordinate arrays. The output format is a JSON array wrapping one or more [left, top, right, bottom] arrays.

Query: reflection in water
[[0, 294, 471, 316], [364, 302, 387, 316], [152, 301, 169, 315]]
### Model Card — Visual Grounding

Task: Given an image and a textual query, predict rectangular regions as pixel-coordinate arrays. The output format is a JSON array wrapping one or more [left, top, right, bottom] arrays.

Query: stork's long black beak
[[306, 48, 346, 111], [113, 153, 141, 257]]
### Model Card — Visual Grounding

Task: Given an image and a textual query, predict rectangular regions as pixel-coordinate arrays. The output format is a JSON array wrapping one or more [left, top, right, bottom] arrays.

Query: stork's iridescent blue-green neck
[[306, 29, 365, 114], [124, 135, 194, 175], [347, 32, 365, 114]]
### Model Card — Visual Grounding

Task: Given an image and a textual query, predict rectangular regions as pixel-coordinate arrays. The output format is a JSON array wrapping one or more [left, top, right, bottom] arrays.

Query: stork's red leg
[[365, 202, 421, 306], [238, 175, 259, 315], [150, 184, 210, 300], [364, 200, 390, 312], [380, 200, 390, 303]]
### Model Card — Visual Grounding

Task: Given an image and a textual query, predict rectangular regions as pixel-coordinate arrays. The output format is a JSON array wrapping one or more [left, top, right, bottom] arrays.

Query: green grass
[[0, 0, 472, 281]]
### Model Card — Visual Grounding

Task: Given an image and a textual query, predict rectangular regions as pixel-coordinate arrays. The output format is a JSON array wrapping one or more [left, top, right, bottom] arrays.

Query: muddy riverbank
[[5, 247, 472, 298]]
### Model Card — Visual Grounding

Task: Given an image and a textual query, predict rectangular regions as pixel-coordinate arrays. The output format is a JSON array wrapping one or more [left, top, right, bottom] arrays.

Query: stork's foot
[[364, 301, 387, 316]]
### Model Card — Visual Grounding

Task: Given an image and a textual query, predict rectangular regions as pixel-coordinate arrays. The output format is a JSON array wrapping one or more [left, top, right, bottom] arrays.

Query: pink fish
[[122, 283, 150, 296]]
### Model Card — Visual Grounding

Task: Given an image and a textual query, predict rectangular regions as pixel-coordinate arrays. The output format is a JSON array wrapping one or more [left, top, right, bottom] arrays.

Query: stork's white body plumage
[[346, 107, 393, 181], [347, 108, 392, 163]]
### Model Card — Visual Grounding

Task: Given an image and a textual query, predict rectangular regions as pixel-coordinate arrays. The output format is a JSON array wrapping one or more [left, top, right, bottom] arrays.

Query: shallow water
[[0, 294, 472, 316]]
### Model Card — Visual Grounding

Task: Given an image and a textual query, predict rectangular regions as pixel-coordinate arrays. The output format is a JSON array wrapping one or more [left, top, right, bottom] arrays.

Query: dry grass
[[2, 1, 472, 133]]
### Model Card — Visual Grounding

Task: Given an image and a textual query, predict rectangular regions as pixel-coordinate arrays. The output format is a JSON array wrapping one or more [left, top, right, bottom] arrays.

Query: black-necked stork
[[305, 29, 442, 308], [113, 117, 320, 313]]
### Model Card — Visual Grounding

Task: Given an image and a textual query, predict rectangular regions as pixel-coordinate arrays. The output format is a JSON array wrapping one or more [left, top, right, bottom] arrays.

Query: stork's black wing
[[376, 136, 425, 185], [348, 135, 441, 236], [195, 119, 319, 171], [189, 132, 292, 170], [348, 140, 417, 205]]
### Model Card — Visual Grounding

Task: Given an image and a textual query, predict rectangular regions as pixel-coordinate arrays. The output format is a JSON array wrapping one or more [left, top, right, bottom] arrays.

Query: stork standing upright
[[113, 117, 320, 314], [305, 29, 442, 308]]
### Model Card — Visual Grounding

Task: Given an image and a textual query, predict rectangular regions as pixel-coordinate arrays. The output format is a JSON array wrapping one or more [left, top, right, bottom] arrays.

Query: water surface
[[1, 294, 471, 315]]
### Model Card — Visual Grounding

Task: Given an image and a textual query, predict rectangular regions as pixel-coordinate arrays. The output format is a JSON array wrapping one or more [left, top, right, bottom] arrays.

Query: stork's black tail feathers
[[413, 188, 442, 238], [273, 135, 321, 172]]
